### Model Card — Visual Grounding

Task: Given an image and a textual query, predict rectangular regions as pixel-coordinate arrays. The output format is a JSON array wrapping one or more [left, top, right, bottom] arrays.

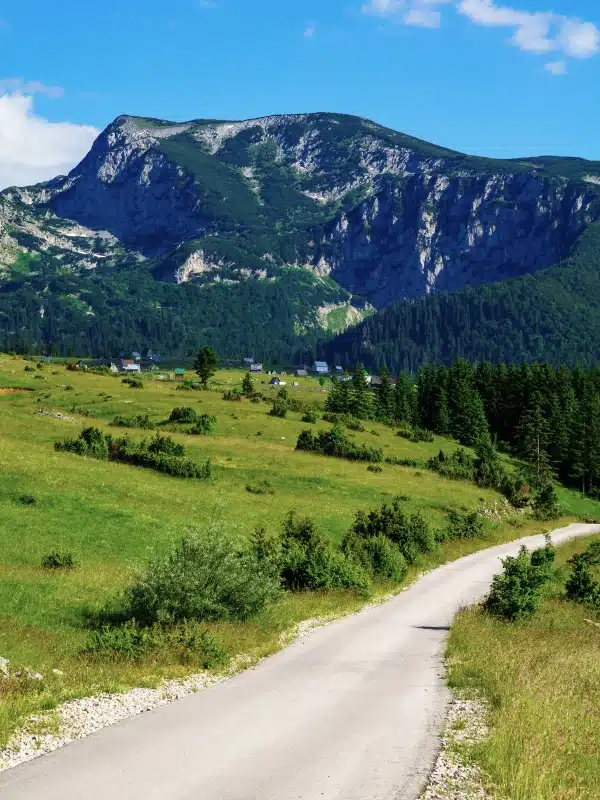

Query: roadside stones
[[0, 658, 9, 679]]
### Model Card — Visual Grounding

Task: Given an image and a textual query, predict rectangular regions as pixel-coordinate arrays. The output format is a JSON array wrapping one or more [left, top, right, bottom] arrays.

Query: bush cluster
[[112, 414, 155, 430], [484, 539, 556, 621], [122, 377, 144, 388], [169, 407, 198, 424], [42, 551, 75, 569], [86, 620, 228, 669], [428, 449, 475, 481], [322, 412, 365, 431], [438, 510, 485, 543], [296, 424, 383, 463], [190, 414, 216, 435], [55, 427, 211, 479], [349, 499, 435, 565], [246, 479, 275, 495], [565, 542, 600, 610], [384, 456, 425, 468]]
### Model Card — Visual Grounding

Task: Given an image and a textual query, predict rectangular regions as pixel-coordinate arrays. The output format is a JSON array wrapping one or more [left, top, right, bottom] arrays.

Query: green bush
[[428, 449, 475, 481], [484, 541, 556, 621], [301, 410, 318, 424], [56, 429, 210, 479], [279, 512, 370, 593], [189, 414, 216, 435], [295, 424, 383, 463], [322, 412, 365, 431], [112, 414, 155, 430], [86, 620, 228, 668], [169, 407, 198, 424], [565, 543, 600, 609], [351, 500, 435, 564], [532, 483, 561, 520], [367, 464, 383, 473], [246, 479, 275, 495], [222, 389, 242, 401], [126, 528, 281, 625], [122, 377, 144, 388], [42, 550, 75, 569], [385, 456, 425, 468], [343, 532, 407, 582], [439, 510, 485, 542], [18, 494, 36, 506]]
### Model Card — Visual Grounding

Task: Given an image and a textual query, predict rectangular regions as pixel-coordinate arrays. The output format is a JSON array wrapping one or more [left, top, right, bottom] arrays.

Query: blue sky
[[0, 0, 599, 187]]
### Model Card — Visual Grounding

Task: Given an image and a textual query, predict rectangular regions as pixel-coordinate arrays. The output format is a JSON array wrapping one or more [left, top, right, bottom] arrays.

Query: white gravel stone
[[420, 695, 492, 800]]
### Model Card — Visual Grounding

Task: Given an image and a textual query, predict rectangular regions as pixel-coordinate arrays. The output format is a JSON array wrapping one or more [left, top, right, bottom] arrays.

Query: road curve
[[2, 523, 597, 800]]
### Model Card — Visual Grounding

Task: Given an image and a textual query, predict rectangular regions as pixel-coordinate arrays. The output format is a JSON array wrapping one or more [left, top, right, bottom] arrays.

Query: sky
[[0, 0, 599, 188]]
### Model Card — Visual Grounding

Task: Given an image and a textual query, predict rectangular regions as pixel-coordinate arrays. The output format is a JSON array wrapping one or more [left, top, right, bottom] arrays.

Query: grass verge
[[447, 533, 600, 800]]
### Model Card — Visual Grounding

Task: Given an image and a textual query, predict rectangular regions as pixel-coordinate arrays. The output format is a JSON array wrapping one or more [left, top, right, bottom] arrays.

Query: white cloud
[[0, 93, 98, 189], [545, 59, 567, 75], [362, 0, 600, 71], [0, 78, 64, 99], [304, 23, 316, 38]]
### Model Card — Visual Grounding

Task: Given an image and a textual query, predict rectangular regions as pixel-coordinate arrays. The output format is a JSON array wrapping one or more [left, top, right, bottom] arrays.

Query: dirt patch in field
[[0, 388, 29, 396]]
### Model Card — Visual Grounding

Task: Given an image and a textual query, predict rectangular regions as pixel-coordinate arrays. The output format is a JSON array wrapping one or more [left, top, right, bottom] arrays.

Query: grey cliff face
[[1, 112, 598, 309]]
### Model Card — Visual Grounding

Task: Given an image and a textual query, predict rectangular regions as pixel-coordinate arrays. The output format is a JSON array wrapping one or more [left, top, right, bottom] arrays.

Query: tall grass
[[447, 534, 600, 800]]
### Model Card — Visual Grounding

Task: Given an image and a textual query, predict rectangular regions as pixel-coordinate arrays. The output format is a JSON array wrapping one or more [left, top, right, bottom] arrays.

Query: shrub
[[85, 620, 228, 668], [500, 474, 531, 509], [126, 528, 281, 625], [23, 365, 35, 372], [56, 429, 210, 479], [322, 412, 365, 431], [42, 551, 75, 569], [439, 510, 485, 543], [367, 464, 383, 473], [565, 543, 600, 608], [428, 449, 475, 481], [178, 380, 203, 391], [351, 500, 435, 564], [483, 542, 556, 621], [295, 424, 383, 463], [169, 407, 198, 424], [112, 414, 155, 430], [222, 389, 242, 401], [55, 426, 109, 459], [343, 532, 407, 582], [411, 426, 434, 443], [18, 494, 36, 505], [385, 456, 425, 468], [532, 483, 561, 520], [279, 512, 370, 593], [301, 410, 318, 424], [189, 414, 216, 435], [246, 479, 275, 495], [122, 377, 144, 388]]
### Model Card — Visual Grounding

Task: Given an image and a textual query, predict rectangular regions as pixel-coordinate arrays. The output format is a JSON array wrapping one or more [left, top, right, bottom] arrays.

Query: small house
[[269, 377, 281, 386], [121, 360, 141, 373], [335, 366, 344, 375], [152, 354, 160, 362], [369, 375, 383, 387], [312, 361, 329, 375], [108, 362, 119, 374], [146, 349, 153, 359], [250, 363, 263, 373], [296, 369, 308, 377], [132, 351, 141, 362], [174, 368, 186, 378]]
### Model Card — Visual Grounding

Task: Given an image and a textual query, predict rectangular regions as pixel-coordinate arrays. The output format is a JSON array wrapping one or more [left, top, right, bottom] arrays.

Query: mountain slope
[[323, 222, 600, 370], [1, 111, 600, 357]]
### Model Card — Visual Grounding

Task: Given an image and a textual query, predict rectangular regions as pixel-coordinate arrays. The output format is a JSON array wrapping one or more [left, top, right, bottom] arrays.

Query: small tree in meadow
[[241, 372, 254, 397], [194, 346, 218, 388]]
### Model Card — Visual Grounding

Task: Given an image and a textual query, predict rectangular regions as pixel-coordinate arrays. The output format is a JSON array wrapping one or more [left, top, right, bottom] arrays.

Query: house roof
[[174, 368, 185, 375], [313, 361, 328, 368], [121, 359, 135, 366]]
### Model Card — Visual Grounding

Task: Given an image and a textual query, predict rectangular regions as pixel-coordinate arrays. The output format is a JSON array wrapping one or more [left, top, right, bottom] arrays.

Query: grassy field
[[1, 354, 599, 748], [448, 534, 600, 800]]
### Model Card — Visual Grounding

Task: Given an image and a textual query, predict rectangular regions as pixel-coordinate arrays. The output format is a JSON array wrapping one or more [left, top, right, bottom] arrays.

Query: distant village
[[64, 353, 390, 385]]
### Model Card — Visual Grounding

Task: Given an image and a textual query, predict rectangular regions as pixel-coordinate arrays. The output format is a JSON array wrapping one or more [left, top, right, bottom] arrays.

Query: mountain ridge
[[1, 110, 600, 358]]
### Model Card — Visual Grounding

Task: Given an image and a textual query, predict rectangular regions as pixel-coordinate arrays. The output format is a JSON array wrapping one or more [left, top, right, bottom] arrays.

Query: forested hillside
[[324, 223, 600, 370]]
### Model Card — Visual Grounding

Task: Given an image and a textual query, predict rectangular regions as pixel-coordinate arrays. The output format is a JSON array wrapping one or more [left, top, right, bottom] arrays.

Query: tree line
[[324, 360, 600, 497]]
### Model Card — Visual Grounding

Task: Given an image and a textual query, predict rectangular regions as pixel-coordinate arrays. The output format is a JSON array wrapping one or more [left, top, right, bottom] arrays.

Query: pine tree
[[569, 385, 600, 495], [375, 367, 393, 422], [517, 392, 554, 487], [392, 373, 411, 424], [448, 360, 489, 446], [350, 365, 372, 420], [241, 372, 254, 397], [194, 346, 218, 388]]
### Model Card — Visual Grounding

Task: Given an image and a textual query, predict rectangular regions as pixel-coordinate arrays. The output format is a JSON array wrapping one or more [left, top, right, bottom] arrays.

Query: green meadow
[[1, 355, 599, 747]]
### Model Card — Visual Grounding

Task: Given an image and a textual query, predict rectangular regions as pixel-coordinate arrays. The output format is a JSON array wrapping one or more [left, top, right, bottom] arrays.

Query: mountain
[[323, 221, 600, 370], [1, 111, 600, 358]]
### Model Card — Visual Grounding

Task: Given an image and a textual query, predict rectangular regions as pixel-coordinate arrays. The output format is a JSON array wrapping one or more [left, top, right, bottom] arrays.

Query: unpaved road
[[1, 523, 597, 800]]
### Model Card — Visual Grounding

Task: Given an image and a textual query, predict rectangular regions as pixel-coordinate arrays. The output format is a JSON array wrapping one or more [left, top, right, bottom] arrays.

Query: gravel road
[[1, 523, 596, 800]]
